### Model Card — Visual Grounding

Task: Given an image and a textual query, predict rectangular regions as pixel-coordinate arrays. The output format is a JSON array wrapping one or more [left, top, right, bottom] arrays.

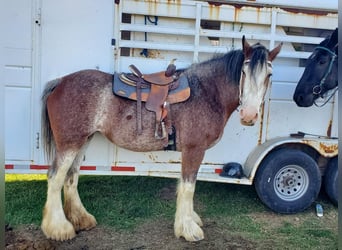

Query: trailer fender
[[244, 136, 338, 181]]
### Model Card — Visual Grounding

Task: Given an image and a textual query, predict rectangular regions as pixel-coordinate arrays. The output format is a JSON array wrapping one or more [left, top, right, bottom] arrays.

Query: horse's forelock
[[249, 45, 268, 75]]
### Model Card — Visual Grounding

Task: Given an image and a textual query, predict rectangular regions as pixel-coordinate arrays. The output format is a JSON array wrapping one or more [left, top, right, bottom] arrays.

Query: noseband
[[312, 46, 338, 107]]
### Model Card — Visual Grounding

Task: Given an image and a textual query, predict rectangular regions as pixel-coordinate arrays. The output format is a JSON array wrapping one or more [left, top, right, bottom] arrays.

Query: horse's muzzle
[[293, 92, 314, 107], [239, 107, 258, 126]]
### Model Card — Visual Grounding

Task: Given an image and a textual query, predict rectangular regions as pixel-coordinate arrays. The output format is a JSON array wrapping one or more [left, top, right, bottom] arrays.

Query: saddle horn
[[128, 64, 143, 77]]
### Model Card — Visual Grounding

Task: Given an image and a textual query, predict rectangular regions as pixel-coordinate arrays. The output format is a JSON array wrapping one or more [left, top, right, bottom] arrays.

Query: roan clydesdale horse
[[41, 36, 282, 241]]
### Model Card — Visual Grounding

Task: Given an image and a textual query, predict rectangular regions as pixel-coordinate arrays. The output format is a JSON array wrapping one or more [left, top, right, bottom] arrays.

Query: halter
[[312, 46, 338, 107]]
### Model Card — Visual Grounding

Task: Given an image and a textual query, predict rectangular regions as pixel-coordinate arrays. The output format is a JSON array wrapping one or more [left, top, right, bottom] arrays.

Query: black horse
[[293, 28, 338, 107]]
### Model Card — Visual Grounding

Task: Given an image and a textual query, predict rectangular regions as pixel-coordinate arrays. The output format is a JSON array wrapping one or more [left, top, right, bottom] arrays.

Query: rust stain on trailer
[[166, 0, 182, 16], [257, 102, 265, 145], [232, 4, 263, 24], [207, 2, 221, 20], [302, 140, 338, 156], [145, 1, 182, 16], [282, 8, 336, 16], [326, 120, 332, 137], [319, 142, 338, 154], [206, 1, 336, 17]]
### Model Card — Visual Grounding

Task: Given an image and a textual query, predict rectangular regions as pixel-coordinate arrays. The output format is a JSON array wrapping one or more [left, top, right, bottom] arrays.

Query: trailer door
[[4, 0, 38, 164]]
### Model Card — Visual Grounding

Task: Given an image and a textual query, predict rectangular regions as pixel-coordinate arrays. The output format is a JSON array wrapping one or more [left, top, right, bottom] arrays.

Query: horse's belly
[[104, 98, 170, 152]]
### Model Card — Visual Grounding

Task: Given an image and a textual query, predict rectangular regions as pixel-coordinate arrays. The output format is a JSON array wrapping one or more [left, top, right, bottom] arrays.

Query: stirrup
[[155, 121, 167, 139]]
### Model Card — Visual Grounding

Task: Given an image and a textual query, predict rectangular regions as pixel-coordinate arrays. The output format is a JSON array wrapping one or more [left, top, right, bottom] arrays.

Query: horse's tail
[[41, 78, 61, 162]]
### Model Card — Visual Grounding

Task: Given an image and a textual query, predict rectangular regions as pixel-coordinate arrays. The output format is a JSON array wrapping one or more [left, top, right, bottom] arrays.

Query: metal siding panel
[[3, 48, 32, 68], [82, 133, 115, 166], [40, 0, 114, 80], [204, 112, 261, 165], [4, 66, 31, 87], [266, 101, 333, 138], [3, 0, 32, 49], [5, 87, 32, 160]]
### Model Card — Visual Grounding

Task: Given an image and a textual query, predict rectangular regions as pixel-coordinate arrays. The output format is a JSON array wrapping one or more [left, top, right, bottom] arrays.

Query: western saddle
[[113, 64, 190, 143]]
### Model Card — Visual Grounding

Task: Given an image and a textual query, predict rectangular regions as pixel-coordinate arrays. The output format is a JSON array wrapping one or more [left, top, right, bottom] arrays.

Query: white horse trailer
[[3, 0, 338, 213]]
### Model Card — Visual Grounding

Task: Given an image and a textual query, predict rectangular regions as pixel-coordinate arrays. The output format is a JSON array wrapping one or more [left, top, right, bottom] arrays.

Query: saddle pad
[[113, 73, 190, 104]]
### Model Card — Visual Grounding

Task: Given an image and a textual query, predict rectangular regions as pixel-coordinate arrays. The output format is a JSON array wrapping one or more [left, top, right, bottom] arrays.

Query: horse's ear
[[326, 28, 338, 50], [242, 35, 252, 57], [268, 42, 283, 61]]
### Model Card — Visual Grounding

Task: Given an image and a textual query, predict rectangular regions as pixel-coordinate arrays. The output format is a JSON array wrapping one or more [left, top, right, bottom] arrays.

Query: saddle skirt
[[113, 73, 190, 105]]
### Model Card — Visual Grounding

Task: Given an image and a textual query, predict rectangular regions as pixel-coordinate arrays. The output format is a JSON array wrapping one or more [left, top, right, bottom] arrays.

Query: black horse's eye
[[319, 59, 327, 65]]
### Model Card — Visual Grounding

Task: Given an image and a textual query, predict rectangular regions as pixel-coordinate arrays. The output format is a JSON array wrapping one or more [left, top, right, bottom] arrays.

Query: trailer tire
[[254, 149, 321, 214], [324, 157, 338, 206]]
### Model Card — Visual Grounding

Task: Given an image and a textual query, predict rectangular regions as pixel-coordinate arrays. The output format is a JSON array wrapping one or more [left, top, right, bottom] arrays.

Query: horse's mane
[[213, 43, 268, 84], [180, 43, 269, 87], [201, 50, 244, 85], [319, 37, 330, 47], [221, 50, 245, 84]]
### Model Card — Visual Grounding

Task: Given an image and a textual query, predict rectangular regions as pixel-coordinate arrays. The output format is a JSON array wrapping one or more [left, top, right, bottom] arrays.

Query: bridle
[[238, 59, 273, 108], [312, 46, 338, 107]]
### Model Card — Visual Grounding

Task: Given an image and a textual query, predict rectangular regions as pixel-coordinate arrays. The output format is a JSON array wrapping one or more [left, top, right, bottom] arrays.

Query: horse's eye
[[319, 60, 327, 65], [242, 70, 246, 76]]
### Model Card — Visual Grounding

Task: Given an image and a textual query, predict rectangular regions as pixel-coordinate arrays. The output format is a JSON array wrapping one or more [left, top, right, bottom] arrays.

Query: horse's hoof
[[174, 219, 204, 242], [70, 213, 97, 232], [41, 219, 76, 241]]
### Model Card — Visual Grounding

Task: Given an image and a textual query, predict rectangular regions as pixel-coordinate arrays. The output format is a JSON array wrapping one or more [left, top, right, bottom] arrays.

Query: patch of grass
[[276, 219, 337, 249], [5, 179, 47, 225], [5, 175, 338, 248], [195, 181, 264, 216], [78, 176, 176, 230]]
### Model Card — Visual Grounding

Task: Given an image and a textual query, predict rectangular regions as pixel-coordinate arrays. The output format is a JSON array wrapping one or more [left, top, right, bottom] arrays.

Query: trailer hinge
[[35, 8, 41, 26], [36, 132, 40, 149]]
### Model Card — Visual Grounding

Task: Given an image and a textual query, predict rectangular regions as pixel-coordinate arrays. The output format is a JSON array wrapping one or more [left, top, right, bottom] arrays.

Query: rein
[[312, 46, 338, 107]]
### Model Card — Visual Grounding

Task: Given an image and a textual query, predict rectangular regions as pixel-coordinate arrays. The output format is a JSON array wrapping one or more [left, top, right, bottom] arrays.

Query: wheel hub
[[274, 165, 309, 201]]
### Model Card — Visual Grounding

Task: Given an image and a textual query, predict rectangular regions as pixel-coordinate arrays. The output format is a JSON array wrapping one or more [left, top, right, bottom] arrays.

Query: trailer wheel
[[254, 149, 321, 214], [324, 157, 338, 206]]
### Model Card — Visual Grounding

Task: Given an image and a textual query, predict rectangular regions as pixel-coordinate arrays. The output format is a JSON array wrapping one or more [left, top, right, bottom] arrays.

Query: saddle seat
[[113, 64, 190, 141], [128, 64, 176, 86]]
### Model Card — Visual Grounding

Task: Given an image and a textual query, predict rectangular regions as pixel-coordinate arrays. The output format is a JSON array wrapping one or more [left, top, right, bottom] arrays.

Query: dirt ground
[[5, 184, 257, 250], [5, 209, 338, 250], [5, 185, 338, 250], [5, 219, 259, 250]]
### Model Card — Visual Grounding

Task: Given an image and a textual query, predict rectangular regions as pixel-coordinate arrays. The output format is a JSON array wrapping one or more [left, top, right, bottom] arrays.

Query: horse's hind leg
[[63, 142, 97, 232], [41, 150, 78, 240], [174, 148, 204, 241]]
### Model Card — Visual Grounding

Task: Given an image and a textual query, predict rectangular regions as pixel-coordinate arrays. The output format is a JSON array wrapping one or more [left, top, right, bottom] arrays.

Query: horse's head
[[293, 28, 338, 107], [239, 36, 282, 126]]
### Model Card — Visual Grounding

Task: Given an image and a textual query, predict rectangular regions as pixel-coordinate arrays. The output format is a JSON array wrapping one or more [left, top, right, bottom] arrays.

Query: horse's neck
[[187, 66, 240, 116]]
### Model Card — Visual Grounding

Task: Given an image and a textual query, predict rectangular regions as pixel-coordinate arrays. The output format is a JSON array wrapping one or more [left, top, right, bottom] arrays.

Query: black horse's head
[[293, 28, 338, 107]]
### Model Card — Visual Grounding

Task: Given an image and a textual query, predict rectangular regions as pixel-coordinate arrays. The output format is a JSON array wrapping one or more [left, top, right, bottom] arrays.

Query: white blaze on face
[[239, 61, 272, 126]]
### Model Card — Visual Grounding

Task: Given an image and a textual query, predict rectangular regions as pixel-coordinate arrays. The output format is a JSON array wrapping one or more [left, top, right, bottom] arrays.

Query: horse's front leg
[[41, 151, 77, 241], [174, 148, 205, 241], [63, 161, 97, 232]]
